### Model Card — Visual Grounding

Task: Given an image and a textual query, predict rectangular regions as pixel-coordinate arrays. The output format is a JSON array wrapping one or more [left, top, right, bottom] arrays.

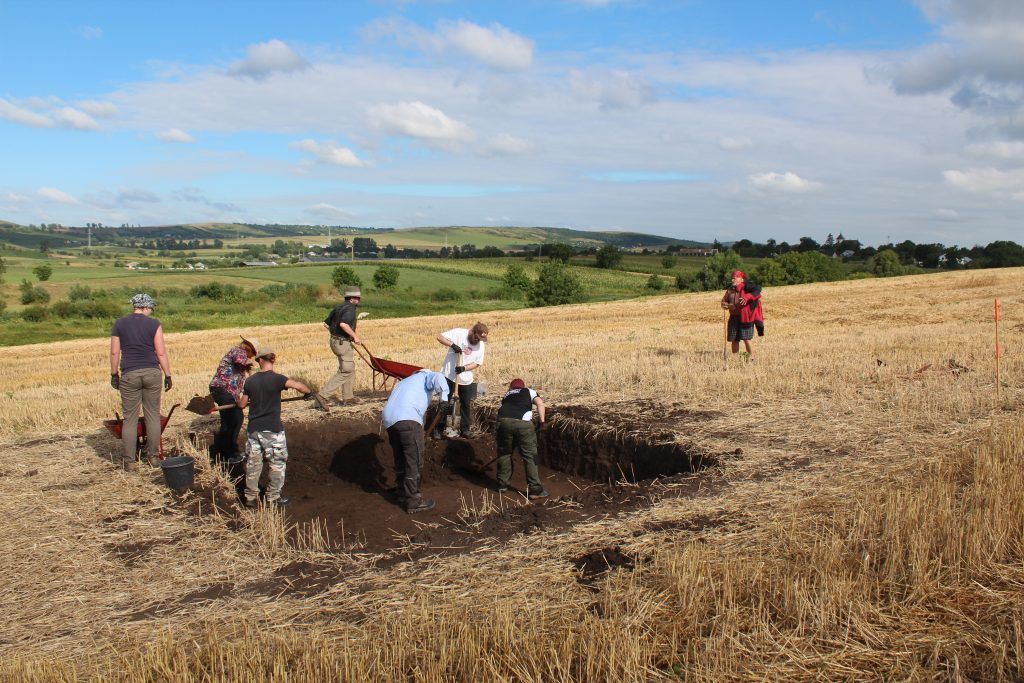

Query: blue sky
[[1, 0, 1022, 244]]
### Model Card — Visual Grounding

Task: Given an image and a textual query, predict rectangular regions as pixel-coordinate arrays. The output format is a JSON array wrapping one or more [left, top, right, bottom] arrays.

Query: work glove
[[110, 373, 119, 390], [164, 376, 173, 392], [449, 343, 462, 354], [454, 365, 466, 374]]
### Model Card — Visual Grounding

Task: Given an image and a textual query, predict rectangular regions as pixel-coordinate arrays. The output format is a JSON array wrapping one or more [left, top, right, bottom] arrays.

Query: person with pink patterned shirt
[[208, 335, 259, 463]]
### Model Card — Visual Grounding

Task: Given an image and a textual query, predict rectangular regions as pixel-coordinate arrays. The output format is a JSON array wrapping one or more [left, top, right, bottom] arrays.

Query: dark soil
[[249, 402, 721, 558], [107, 538, 172, 565], [574, 547, 637, 584]]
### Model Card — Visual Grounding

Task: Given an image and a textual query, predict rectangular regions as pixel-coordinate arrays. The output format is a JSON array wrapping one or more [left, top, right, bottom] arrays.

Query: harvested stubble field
[[0, 268, 1022, 681]]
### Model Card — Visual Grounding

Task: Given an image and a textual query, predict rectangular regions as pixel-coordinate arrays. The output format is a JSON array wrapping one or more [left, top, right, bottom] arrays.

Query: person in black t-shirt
[[322, 288, 363, 404], [495, 378, 548, 499], [237, 346, 311, 508], [109, 293, 173, 470]]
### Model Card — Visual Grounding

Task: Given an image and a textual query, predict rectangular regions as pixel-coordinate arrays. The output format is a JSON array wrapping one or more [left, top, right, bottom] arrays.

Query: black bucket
[[160, 455, 195, 491]]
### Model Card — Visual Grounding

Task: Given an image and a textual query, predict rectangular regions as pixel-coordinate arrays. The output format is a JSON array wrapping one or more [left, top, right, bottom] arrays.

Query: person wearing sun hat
[[494, 378, 548, 499], [720, 270, 757, 359], [109, 293, 172, 471], [322, 287, 363, 404], [208, 334, 260, 464]]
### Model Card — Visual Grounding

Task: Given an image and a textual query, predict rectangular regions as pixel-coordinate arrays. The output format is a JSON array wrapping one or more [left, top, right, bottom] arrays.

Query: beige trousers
[[322, 337, 354, 400], [119, 367, 163, 464]]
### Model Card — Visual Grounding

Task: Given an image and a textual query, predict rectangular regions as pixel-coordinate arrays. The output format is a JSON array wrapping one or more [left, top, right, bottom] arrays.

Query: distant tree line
[[714, 233, 1024, 270]]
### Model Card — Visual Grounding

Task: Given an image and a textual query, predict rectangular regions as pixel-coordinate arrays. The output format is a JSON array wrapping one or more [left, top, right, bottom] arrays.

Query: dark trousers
[[437, 379, 476, 435], [496, 417, 543, 492], [387, 420, 425, 507], [210, 386, 244, 462]]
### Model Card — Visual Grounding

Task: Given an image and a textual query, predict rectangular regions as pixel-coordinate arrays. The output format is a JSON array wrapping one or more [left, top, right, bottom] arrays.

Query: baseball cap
[[129, 293, 156, 309]]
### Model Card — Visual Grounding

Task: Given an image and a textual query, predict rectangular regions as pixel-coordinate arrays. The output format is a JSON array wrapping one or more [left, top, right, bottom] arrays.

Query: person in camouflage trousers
[[237, 345, 312, 508]]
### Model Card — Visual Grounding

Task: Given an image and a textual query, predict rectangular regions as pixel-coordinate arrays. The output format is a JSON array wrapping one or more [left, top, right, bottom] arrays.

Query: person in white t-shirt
[[434, 322, 488, 438]]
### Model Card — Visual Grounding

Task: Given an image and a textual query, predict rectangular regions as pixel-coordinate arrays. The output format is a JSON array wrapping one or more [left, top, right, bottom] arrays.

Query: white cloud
[[229, 39, 308, 79], [291, 138, 370, 167], [749, 171, 823, 193], [157, 128, 196, 143], [77, 26, 103, 40], [932, 208, 961, 221], [370, 100, 475, 142], [76, 100, 119, 118], [37, 187, 80, 204], [0, 98, 54, 128], [881, 1, 1024, 140], [719, 136, 753, 151], [367, 18, 534, 71], [568, 69, 656, 110], [55, 107, 99, 130], [943, 167, 1024, 197], [442, 20, 534, 70], [484, 133, 532, 156], [306, 203, 352, 220], [965, 140, 1024, 160], [173, 187, 241, 212], [117, 188, 161, 204], [0, 99, 104, 130], [4, 192, 29, 202]]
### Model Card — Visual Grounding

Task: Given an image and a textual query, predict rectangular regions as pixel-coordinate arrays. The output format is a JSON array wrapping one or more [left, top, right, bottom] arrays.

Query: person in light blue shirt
[[382, 370, 451, 514]]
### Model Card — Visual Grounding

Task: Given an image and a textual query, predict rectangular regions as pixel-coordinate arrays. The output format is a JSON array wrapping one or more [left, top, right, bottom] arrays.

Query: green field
[[0, 253, 669, 346]]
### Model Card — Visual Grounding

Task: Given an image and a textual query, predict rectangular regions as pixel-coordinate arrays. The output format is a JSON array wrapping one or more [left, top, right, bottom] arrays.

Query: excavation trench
[[255, 403, 715, 555]]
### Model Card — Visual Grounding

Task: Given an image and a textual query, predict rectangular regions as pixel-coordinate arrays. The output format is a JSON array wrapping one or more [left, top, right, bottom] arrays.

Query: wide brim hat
[[239, 335, 261, 355]]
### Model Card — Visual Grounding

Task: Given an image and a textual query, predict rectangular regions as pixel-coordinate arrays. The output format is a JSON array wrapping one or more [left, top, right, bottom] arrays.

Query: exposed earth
[[184, 401, 721, 560]]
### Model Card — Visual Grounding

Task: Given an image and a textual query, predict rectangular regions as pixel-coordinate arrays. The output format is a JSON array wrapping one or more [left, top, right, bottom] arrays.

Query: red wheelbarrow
[[353, 343, 423, 392], [103, 403, 179, 461]]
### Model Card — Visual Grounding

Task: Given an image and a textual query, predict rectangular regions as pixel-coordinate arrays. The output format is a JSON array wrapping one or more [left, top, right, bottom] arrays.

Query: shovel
[[186, 391, 330, 415], [444, 352, 462, 438]]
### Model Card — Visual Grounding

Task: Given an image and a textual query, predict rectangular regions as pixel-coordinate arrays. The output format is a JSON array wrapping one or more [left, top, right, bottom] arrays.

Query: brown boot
[[122, 460, 138, 472]]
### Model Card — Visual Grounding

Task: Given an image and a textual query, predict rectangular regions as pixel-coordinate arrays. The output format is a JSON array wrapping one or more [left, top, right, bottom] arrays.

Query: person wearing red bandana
[[720, 270, 761, 359]]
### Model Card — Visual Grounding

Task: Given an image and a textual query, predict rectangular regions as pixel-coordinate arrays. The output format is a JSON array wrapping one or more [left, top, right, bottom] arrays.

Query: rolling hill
[[0, 221, 709, 250]]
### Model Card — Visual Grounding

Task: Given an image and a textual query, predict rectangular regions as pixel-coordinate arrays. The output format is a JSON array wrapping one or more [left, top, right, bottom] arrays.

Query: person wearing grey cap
[[322, 287, 363, 404], [109, 293, 172, 471]]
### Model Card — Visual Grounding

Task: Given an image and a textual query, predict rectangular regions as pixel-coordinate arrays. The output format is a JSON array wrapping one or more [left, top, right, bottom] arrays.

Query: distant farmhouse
[[240, 261, 279, 267], [677, 247, 719, 257]]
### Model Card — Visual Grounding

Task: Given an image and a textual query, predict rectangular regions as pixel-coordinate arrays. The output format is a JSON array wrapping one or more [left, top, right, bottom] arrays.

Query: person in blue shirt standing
[[381, 370, 452, 514]]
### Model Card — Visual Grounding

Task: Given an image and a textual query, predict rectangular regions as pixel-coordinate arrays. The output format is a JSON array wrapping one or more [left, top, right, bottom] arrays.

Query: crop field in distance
[[0, 268, 1021, 680]]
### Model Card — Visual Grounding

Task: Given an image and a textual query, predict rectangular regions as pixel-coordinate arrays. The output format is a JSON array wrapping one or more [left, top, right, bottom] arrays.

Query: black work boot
[[406, 498, 436, 514], [528, 487, 549, 500]]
